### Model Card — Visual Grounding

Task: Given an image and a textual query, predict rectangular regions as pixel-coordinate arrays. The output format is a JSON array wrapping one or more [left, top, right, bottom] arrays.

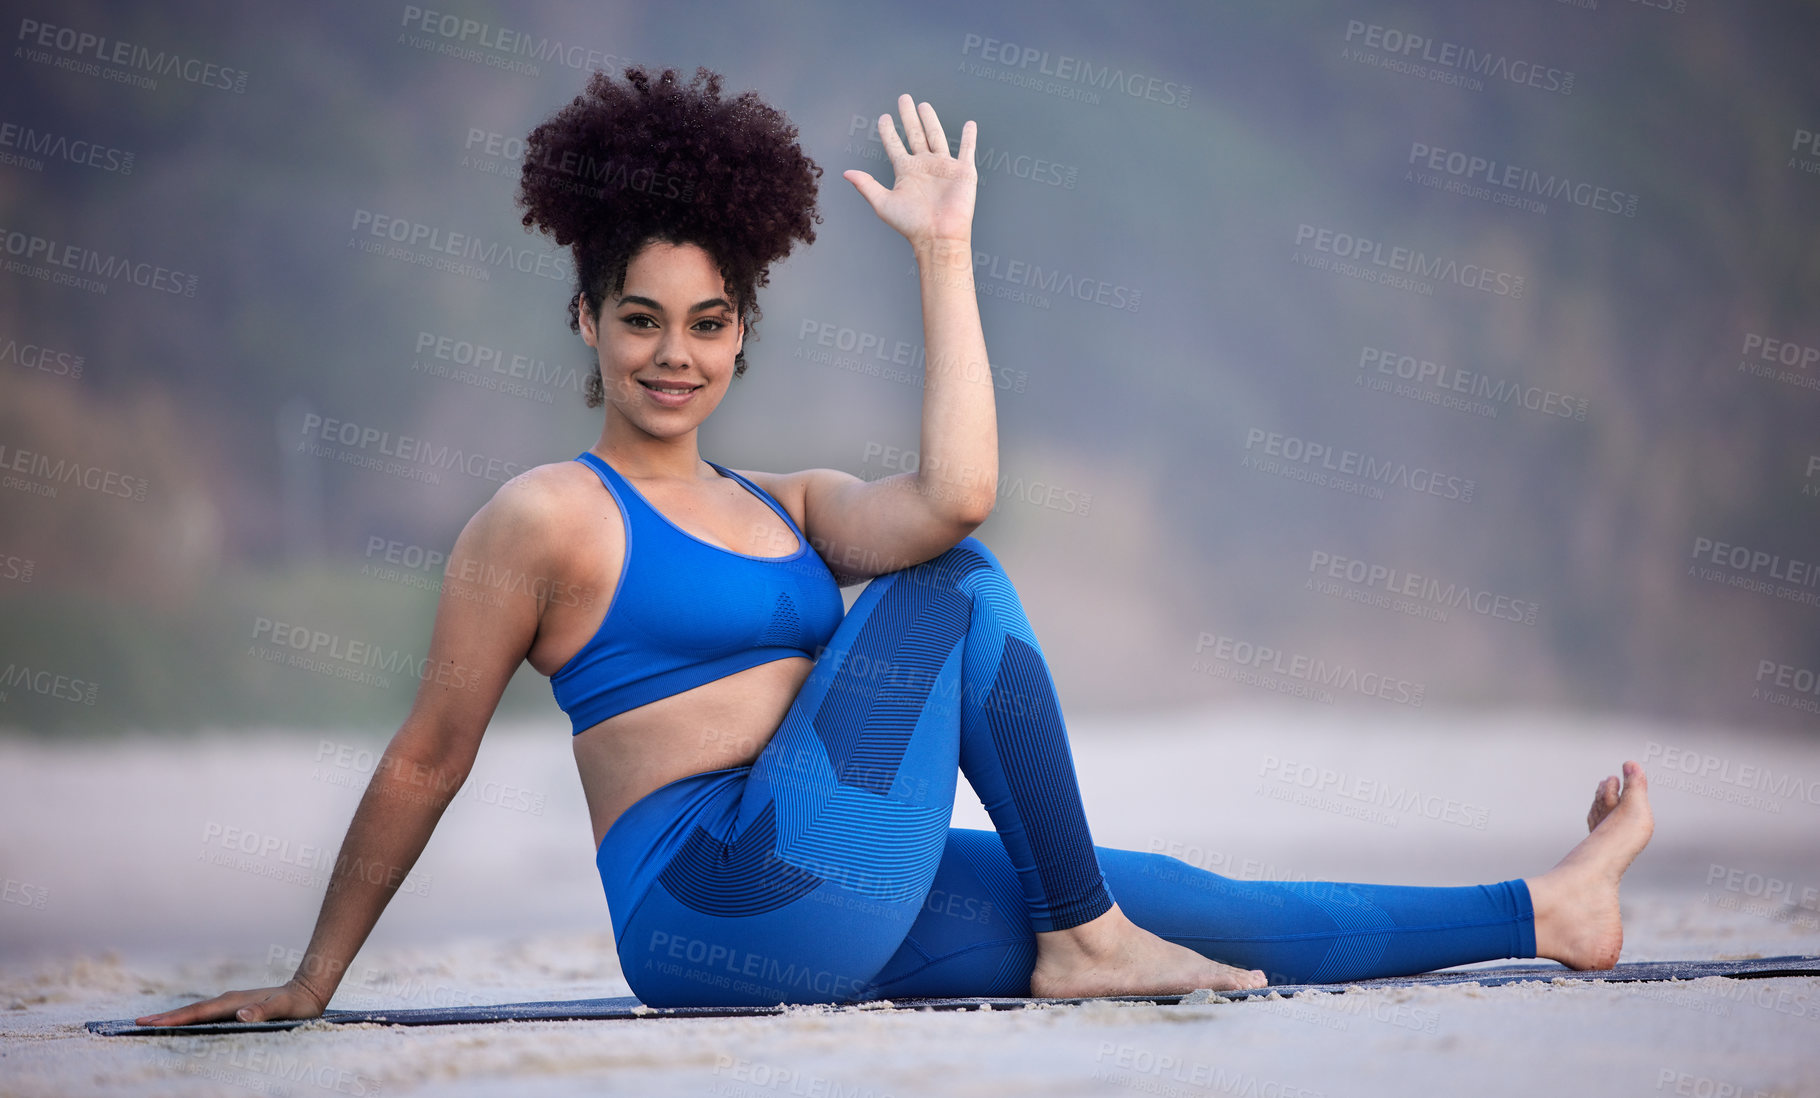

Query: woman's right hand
[[133, 977, 328, 1027]]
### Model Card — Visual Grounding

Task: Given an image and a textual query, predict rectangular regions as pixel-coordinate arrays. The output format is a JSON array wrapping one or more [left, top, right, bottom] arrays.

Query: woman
[[139, 66, 1652, 1023]]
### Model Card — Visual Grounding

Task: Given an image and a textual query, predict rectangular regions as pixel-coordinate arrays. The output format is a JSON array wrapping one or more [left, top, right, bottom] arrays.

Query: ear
[[578, 292, 597, 347], [734, 311, 745, 358]]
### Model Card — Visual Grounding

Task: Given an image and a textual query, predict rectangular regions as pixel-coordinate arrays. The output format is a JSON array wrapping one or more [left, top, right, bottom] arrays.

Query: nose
[[652, 324, 692, 371]]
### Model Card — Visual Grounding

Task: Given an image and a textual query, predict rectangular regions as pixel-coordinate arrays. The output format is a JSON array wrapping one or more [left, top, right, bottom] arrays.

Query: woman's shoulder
[[461, 457, 621, 557]]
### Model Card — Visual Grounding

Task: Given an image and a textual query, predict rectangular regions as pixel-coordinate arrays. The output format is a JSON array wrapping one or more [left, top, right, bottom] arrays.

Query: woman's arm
[[766, 95, 994, 583], [134, 474, 561, 1025]]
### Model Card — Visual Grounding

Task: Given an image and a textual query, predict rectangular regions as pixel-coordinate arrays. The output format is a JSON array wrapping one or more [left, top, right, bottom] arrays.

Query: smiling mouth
[[639, 380, 702, 394]]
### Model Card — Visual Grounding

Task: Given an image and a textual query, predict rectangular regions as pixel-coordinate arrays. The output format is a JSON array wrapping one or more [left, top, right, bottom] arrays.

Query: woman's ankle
[[1035, 903, 1131, 961]]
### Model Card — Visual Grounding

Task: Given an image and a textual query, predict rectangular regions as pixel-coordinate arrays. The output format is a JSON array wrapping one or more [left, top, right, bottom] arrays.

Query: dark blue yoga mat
[[89, 954, 1820, 1036]]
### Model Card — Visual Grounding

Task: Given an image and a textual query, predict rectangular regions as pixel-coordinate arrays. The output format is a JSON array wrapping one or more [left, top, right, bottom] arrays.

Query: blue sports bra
[[550, 451, 845, 735]]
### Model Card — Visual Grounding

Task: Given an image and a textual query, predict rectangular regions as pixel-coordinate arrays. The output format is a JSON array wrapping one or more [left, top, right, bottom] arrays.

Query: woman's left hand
[[843, 94, 978, 248]]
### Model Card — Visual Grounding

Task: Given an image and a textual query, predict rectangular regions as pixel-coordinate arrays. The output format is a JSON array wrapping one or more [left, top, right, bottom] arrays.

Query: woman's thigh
[[617, 546, 994, 1005]]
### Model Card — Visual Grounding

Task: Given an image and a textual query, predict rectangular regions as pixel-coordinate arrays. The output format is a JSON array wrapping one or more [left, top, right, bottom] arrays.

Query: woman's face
[[579, 240, 744, 442]]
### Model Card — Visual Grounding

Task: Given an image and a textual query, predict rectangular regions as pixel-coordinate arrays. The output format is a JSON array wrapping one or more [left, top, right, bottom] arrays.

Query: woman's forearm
[[287, 742, 468, 1007], [912, 234, 997, 524]]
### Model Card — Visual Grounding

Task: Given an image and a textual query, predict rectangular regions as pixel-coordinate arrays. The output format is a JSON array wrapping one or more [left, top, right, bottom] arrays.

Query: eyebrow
[[616, 294, 733, 313]]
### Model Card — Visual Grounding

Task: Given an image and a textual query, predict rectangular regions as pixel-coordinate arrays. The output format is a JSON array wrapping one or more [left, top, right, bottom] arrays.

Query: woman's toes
[[1586, 776, 1616, 832]]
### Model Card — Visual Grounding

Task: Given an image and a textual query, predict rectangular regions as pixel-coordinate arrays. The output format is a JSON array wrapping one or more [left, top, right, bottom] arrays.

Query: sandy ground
[[3, 705, 1818, 1097]]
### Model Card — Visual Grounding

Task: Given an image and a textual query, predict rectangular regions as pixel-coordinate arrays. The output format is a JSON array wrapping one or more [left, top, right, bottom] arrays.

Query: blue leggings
[[596, 537, 1535, 1006]]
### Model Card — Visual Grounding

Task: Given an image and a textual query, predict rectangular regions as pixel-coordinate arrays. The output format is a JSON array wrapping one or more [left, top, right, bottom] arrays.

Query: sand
[[3, 706, 1818, 1097]]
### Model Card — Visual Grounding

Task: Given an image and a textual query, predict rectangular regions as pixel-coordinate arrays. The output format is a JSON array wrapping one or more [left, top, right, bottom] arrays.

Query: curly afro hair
[[516, 65, 823, 406]]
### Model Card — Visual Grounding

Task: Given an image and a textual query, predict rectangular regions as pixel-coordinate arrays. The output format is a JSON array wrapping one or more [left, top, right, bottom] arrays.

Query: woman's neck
[[592, 424, 708, 481]]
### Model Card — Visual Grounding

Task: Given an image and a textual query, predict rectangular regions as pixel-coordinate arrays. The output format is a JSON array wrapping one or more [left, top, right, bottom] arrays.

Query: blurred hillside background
[[1, 0, 1816, 736]]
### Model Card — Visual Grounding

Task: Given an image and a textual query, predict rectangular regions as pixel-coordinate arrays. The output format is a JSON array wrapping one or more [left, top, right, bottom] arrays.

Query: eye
[[620, 313, 657, 328], [694, 317, 729, 332]]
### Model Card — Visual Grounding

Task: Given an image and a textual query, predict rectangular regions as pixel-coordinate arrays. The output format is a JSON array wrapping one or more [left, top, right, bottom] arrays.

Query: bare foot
[[1029, 903, 1267, 998], [1527, 761, 1654, 970]]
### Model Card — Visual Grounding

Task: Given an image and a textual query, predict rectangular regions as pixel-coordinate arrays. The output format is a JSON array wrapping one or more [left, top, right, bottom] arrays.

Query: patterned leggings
[[595, 537, 1534, 1006]]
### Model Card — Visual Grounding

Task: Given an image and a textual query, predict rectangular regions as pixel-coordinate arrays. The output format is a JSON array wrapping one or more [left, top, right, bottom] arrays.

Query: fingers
[[841, 168, 891, 211], [875, 111, 908, 162], [135, 994, 227, 1027], [884, 95, 973, 162], [134, 986, 299, 1027], [896, 92, 924, 153], [916, 100, 949, 158]]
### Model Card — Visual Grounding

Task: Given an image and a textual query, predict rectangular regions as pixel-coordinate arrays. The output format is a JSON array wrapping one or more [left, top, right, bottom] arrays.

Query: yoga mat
[[89, 954, 1820, 1036]]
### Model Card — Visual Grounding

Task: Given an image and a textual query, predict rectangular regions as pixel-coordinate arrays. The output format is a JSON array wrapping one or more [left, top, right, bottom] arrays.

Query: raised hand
[[842, 93, 978, 249]]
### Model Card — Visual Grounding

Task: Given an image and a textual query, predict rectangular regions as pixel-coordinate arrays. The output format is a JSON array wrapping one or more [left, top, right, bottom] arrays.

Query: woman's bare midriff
[[570, 656, 813, 848], [521, 457, 824, 850]]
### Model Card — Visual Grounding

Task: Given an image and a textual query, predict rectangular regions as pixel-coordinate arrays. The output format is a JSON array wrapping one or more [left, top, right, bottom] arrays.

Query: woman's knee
[[948, 535, 1001, 570], [920, 535, 1004, 579]]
